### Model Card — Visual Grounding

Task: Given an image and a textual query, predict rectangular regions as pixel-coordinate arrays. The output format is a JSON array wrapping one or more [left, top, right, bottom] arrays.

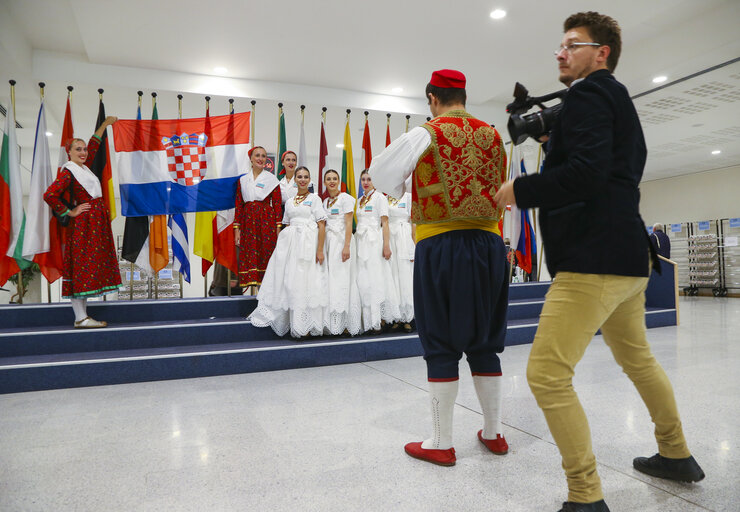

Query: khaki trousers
[[527, 271, 690, 503]]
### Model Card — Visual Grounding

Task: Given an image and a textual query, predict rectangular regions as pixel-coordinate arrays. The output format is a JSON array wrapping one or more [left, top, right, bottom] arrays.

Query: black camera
[[506, 82, 567, 145]]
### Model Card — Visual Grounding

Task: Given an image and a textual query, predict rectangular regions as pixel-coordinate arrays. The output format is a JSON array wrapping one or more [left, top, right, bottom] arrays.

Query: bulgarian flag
[[22, 99, 63, 283], [0, 100, 31, 286]]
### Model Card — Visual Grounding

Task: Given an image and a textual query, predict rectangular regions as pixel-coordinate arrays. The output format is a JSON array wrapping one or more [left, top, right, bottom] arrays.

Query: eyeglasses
[[554, 42, 602, 56]]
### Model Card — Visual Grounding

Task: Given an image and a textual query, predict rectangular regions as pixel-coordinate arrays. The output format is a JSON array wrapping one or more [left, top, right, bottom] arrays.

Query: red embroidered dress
[[235, 178, 282, 286], [43, 136, 122, 298]]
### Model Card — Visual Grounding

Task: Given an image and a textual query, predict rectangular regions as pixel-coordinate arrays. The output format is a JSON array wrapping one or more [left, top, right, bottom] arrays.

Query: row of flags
[[1, 87, 541, 293]]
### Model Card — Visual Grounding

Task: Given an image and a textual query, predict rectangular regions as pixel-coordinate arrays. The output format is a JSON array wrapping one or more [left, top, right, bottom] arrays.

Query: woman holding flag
[[234, 146, 283, 290], [322, 169, 361, 335], [249, 167, 328, 337], [43, 116, 121, 328], [355, 170, 400, 332]]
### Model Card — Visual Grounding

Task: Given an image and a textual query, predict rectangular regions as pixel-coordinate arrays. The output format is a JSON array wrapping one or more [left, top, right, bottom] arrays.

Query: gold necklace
[[387, 195, 399, 207], [359, 189, 374, 208], [327, 193, 340, 208], [293, 192, 309, 206]]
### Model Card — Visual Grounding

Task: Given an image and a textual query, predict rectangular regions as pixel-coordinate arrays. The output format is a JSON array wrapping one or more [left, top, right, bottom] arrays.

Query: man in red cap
[[370, 69, 509, 466]]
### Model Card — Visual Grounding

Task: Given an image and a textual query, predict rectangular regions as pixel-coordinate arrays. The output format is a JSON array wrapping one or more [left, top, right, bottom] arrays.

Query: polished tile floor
[[1, 297, 738, 512]]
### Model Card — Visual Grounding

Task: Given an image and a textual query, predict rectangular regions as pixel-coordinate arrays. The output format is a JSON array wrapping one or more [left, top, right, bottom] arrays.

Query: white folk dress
[[323, 193, 362, 335], [354, 190, 400, 331], [387, 192, 415, 323], [249, 192, 328, 337]]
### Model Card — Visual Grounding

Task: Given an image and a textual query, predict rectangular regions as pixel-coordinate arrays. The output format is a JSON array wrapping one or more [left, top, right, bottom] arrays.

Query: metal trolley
[[717, 218, 740, 297]]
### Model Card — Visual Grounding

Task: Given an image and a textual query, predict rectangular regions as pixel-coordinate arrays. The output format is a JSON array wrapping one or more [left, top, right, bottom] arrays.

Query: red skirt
[[63, 196, 121, 298], [237, 200, 279, 286]]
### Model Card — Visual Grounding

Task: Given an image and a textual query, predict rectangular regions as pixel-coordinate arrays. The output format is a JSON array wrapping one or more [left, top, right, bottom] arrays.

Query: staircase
[[0, 273, 678, 394]]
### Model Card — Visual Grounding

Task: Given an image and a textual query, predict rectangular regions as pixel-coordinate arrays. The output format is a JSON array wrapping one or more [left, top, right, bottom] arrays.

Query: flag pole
[[250, 100, 256, 146], [177, 94, 184, 299], [203, 96, 211, 298], [128, 91, 143, 301], [226, 98, 235, 298], [9, 80, 23, 304], [150, 92, 159, 299], [405, 114, 410, 133], [38, 82, 53, 304], [98, 88, 109, 302]]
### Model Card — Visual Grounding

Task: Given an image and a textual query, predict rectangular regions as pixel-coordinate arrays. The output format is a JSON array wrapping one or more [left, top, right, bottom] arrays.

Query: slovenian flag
[[112, 112, 251, 216]]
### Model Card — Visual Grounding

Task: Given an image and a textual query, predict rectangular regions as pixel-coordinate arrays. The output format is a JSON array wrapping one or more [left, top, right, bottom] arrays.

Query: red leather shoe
[[404, 442, 456, 466], [478, 430, 508, 455]]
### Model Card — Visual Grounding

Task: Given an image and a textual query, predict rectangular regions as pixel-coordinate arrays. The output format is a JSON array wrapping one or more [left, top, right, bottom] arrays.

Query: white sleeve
[[342, 194, 356, 215], [281, 203, 289, 225], [279, 179, 289, 204], [369, 126, 431, 199], [311, 194, 327, 222], [377, 194, 389, 218]]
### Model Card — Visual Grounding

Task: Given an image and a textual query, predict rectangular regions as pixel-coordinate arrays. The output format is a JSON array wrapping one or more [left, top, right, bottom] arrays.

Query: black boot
[[633, 453, 705, 482], [558, 500, 610, 512]]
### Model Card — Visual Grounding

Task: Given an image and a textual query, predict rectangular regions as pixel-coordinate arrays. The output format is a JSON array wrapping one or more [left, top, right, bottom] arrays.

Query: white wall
[[640, 165, 740, 225]]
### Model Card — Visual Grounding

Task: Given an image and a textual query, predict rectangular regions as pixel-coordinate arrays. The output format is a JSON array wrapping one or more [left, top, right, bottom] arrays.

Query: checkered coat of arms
[[161, 132, 208, 185]]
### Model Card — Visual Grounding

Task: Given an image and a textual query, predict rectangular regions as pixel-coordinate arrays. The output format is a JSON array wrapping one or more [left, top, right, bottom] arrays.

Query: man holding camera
[[371, 69, 509, 467], [494, 11, 703, 512]]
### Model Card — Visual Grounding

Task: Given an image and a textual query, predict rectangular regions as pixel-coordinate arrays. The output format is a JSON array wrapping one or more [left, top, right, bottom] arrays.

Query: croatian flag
[[112, 112, 251, 216], [510, 148, 537, 274]]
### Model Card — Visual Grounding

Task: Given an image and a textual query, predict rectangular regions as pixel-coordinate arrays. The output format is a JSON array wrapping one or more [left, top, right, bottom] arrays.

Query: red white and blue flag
[[112, 112, 251, 216], [510, 148, 537, 274]]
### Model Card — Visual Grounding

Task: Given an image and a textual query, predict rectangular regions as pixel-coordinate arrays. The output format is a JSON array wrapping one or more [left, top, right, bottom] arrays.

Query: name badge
[[293, 182, 298, 188], [365, 205, 373, 212], [256, 182, 265, 189], [399, 203, 406, 208], [331, 208, 340, 215], [305, 200, 312, 206]]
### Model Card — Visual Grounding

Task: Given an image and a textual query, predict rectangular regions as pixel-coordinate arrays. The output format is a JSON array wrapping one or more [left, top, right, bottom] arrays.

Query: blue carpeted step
[[0, 296, 257, 329], [0, 333, 424, 394], [506, 298, 544, 321], [508, 282, 550, 301]]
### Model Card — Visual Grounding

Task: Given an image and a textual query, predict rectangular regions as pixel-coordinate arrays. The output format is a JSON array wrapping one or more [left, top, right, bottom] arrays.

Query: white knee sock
[[473, 375, 504, 439], [421, 380, 459, 450], [71, 298, 87, 322]]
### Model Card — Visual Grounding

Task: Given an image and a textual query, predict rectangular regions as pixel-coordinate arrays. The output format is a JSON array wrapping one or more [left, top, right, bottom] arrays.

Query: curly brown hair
[[564, 11, 621, 72]]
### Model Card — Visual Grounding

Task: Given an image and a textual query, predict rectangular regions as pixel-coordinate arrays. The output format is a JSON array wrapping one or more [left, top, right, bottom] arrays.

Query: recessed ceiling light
[[45, 131, 53, 137], [392, 87, 403, 94], [490, 9, 506, 19], [213, 66, 228, 74], [711, 150, 721, 155], [336, 143, 344, 149], [652, 75, 667, 84]]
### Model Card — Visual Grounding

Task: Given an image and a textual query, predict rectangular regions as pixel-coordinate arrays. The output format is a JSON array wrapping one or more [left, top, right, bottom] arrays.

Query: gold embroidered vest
[[412, 111, 506, 227]]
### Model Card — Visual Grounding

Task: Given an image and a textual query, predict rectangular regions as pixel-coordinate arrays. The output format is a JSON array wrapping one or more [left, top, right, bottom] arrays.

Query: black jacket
[[650, 230, 671, 259], [514, 69, 657, 277]]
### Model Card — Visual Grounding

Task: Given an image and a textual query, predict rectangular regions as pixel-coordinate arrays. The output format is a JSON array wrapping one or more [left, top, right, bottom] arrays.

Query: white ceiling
[[1, 0, 739, 188]]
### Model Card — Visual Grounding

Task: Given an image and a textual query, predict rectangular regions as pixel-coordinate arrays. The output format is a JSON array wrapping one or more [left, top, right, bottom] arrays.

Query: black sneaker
[[633, 453, 705, 482], [558, 500, 610, 512]]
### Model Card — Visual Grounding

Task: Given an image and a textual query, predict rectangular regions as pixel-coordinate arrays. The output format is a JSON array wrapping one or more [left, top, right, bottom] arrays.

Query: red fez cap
[[430, 69, 466, 89]]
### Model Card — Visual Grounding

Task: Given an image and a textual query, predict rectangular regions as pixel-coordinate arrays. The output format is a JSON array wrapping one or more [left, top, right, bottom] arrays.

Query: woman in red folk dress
[[234, 146, 283, 292], [43, 116, 121, 328]]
